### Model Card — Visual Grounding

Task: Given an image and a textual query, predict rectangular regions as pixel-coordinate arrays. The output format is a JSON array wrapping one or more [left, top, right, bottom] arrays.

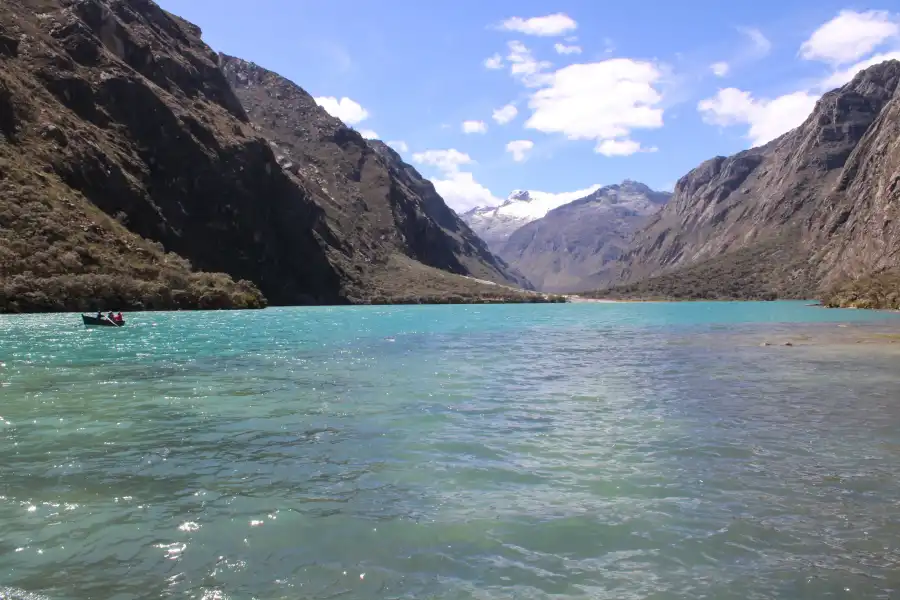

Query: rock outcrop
[[217, 54, 532, 292], [0, 0, 537, 312], [497, 181, 670, 292], [602, 60, 900, 300]]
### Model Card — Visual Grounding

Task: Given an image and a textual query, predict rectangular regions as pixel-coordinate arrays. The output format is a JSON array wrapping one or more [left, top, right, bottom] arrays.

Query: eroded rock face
[[610, 60, 900, 299], [0, 0, 533, 311], [1, 0, 347, 308], [218, 54, 532, 291]]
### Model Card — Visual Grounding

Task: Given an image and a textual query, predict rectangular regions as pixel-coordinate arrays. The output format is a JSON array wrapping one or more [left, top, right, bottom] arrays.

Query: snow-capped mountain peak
[[461, 185, 603, 249], [504, 190, 532, 204], [460, 180, 669, 252]]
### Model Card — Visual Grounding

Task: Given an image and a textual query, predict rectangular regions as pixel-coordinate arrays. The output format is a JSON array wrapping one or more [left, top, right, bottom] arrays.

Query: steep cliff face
[[810, 63, 900, 284], [609, 60, 900, 299], [0, 0, 348, 310], [0, 0, 536, 312], [217, 55, 533, 291], [497, 181, 670, 292]]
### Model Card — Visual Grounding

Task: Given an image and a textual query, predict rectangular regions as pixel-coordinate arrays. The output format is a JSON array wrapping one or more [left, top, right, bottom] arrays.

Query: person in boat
[[96, 311, 103, 320], [114, 312, 124, 323]]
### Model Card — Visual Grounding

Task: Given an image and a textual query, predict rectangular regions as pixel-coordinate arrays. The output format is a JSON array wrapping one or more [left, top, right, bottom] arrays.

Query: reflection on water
[[1, 303, 900, 599]]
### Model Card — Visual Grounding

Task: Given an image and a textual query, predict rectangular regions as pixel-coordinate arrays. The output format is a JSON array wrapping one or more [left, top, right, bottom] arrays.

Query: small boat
[[82, 314, 125, 327]]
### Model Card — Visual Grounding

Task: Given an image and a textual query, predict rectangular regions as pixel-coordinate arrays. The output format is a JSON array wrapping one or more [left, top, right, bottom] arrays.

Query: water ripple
[[2, 303, 900, 599]]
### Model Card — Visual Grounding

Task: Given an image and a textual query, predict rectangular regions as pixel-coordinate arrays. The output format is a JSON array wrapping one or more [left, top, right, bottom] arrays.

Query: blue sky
[[156, 0, 900, 211]]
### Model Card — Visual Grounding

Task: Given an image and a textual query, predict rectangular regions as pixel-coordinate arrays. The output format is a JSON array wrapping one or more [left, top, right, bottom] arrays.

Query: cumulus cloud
[[492, 104, 518, 125], [432, 172, 501, 212], [505, 140, 534, 162], [411, 149, 497, 211], [411, 149, 474, 173], [698, 87, 819, 147], [462, 120, 488, 134], [554, 43, 582, 55], [499, 13, 577, 37], [800, 9, 899, 65], [313, 96, 369, 125], [506, 40, 553, 87], [386, 140, 409, 152], [524, 58, 664, 155], [484, 53, 504, 70], [711, 61, 730, 77], [596, 139, 643, 157], [358, 129, 379, 140]]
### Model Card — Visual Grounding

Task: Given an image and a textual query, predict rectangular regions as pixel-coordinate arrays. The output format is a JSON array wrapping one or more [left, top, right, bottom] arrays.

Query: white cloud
[[462, 120, 488, 134], [411, 149, 474, 173], [711, 61, 730, 77], [386, 140, 409, 152], [554, 43, 582, 55], [506, 40, 553, 87], [499, 13, 577, 37], [801, 10, 899, 65], [412, 150, 498, 211], [739, 27, 772, 57], [313, 96, 369, 125], [820, 50, 900, 89], [596, 139, 642, 157], [359, 129, 379, 139], [492, 103, 518, 125], [698, 87, 819, 147], [484, 53, 504, 70], [524, 58, 664, 154], [432, 171, 500, 211], [505, 140, 534, 162]]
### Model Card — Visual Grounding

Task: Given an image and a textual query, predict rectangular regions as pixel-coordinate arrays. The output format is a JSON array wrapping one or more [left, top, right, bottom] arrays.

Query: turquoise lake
[[2, 301, 900, 599]]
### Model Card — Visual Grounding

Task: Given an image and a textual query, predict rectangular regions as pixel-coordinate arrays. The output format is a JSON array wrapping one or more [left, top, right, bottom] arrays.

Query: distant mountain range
[[462, 181, 671, 292], [462, 188, 590, 250]]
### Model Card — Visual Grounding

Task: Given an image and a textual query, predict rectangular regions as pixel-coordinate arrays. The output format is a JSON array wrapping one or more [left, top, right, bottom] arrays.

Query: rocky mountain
[[217, 55, 533, 293], [498, 181, 671, 292], [0, 0, 539, 312], [597, 59, 900, 301], [462, 188, 595, 251]]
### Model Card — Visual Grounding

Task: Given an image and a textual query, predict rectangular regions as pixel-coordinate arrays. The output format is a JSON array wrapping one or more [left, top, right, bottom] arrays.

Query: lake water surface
[[2, 302, 900, 599]]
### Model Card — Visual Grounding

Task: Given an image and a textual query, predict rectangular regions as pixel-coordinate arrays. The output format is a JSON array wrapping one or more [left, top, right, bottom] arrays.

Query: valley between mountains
[[1, 0, 899, 311], [463, 60, 900, 309]]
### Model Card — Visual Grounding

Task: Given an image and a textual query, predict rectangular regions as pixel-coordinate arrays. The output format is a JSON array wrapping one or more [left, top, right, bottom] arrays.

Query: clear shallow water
[[2, 301, 900, 599]]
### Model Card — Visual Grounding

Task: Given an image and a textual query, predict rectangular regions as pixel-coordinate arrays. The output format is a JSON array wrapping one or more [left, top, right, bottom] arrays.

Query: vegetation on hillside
[[361, 255, 566, 305], [0, 174, 266, 313], [822, 269, 900, 309], [584, 238, 817, 301]]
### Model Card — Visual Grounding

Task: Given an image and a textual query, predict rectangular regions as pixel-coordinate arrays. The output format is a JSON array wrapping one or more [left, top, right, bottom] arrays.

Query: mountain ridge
[[0, 0, 544, 312], [218, 53, 534, 293], [591, 59, 900, 301]]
